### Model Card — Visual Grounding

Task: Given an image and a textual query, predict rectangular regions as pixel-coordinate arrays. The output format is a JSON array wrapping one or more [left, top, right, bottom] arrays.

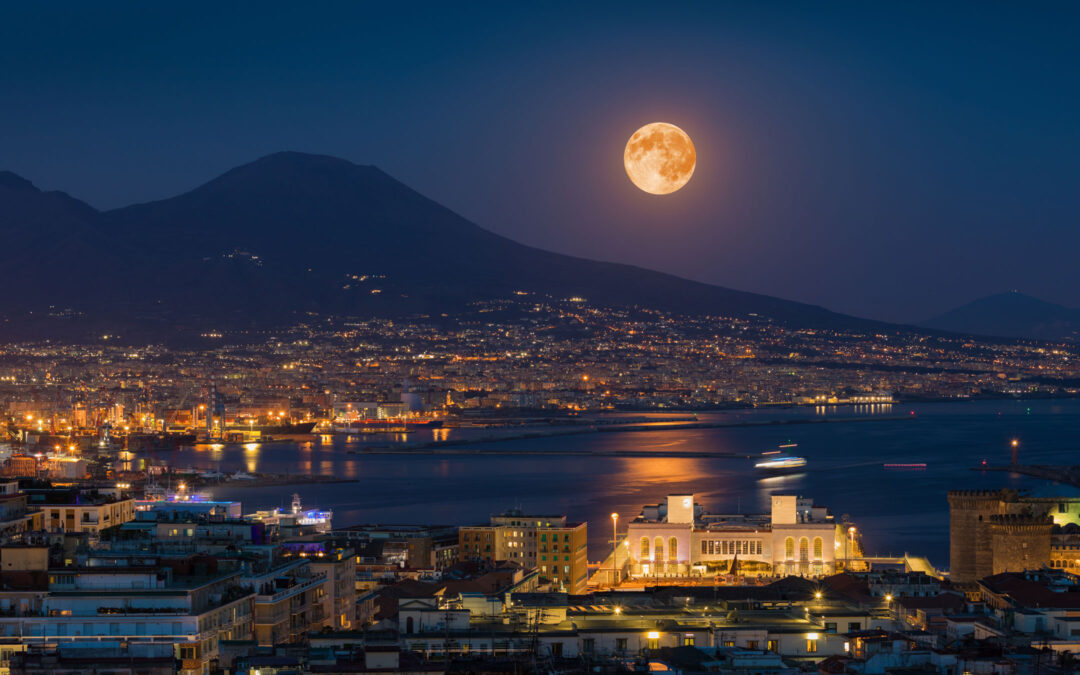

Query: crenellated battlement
[[947, 489, 1018, 509], [989, 513, 1053, 532], [950, 487, 1049, 582]]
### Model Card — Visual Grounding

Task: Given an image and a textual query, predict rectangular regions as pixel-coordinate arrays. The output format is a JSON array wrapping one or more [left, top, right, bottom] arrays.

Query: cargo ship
[[125, 432, 197, 451], [332, 419, 444, 433], [225, 421, 316, 435]]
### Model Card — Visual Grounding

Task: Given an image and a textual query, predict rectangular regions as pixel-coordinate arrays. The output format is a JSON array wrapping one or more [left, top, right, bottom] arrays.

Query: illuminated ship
[[754, 456, 808, 473], [249, 494, 332, 535]]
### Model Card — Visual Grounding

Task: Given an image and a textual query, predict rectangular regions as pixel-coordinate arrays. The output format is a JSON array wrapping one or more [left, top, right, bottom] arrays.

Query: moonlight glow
[[624, 122, 696, 195]]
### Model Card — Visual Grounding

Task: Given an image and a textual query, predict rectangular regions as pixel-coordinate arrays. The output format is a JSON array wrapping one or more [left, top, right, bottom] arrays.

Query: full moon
[[624, 122, 696, 195]]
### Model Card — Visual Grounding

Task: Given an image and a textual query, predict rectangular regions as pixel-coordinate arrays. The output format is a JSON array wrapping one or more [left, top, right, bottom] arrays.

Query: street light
[[611, 513, 619, 588]]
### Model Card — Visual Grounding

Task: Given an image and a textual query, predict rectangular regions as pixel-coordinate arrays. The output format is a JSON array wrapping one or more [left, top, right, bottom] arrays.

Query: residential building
[[459, 510, 588, 593]]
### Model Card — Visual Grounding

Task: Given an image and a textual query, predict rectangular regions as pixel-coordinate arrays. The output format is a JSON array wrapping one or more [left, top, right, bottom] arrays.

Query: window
[[647, 636, 659, 650], [702, 540, 708, 554], [668, 537, 678, 562], [616, 638, 627, 652], [848, 622, 861, 632], [785, 537, 795, 560], [722, 640, 735, 647], [641, 537, 650, 560], [807, 639, 818, 653], [825, 622, 837, 633], [179, 646, 196, 660], [583, 638, 595, 653], [799, 537, 810, 562], [683, 634, 694, 646], [654, 537, 665, 562], [813, 537, 824, 560], [767, 640, 777, 652], [1061, 503, 1068, 513], [747, 640, 758, 650], [550, 643, 563, 656]]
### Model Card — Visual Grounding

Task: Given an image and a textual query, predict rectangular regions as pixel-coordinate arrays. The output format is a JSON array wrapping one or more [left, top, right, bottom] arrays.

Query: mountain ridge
[[921, 291, 1080, 342], [2, 151, 893, 340]]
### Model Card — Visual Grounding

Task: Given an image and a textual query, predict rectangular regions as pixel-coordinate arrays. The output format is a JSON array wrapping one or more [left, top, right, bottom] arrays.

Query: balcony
[[255, 572, 326, 604]]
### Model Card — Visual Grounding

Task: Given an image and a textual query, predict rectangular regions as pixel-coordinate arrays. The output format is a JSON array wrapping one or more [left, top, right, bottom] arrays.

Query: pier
[[977, 464, 1080, 488]]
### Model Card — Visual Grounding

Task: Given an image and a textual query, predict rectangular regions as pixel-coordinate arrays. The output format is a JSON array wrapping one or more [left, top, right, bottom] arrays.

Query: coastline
[[347, 414, 915, 455]]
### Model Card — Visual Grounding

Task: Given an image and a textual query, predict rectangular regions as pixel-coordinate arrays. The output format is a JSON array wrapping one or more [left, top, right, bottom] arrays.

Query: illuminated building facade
[[460, 510, 588, 593], [948, 488, 1080, 584], [626, 494, 840, 579]]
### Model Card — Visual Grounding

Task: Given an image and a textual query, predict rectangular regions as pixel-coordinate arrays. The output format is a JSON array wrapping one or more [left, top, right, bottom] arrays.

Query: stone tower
[[947, 489, 1019, 583], [989, 514, 1052, 575]]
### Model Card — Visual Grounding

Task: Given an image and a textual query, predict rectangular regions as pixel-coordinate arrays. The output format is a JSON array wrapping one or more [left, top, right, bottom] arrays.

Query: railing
[[255, 572, 326, 604]]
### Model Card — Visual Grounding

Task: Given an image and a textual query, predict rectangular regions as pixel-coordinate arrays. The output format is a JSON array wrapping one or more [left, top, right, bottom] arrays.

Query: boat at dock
[[332, 419, 443, 433]]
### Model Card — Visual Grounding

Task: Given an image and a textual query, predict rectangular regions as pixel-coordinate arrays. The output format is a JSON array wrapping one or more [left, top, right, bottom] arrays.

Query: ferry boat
[[754, 456, 808, 474]]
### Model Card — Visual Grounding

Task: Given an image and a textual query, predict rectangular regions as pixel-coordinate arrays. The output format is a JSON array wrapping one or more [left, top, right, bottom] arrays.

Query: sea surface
[[160, 399, 1080, 571]]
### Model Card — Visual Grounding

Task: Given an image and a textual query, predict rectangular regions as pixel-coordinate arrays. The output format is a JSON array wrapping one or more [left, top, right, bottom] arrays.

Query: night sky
[[2, 2, 1079, 322]]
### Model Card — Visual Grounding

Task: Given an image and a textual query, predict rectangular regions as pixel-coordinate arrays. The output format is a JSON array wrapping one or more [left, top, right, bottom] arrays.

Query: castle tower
[[989, 513, 1052, 575], [947, 490, 1013, 583]]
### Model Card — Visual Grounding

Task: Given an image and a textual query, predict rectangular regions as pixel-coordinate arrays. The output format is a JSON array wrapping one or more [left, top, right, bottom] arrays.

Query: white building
[[625, 494, 841, 579]]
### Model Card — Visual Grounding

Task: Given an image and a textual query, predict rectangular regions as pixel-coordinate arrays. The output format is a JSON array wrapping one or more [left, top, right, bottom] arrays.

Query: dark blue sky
[[2, 2, 1078, 322]]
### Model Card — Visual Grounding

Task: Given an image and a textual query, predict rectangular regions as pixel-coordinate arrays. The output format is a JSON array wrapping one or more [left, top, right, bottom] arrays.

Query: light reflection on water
[[160, 399, 1080, 570]]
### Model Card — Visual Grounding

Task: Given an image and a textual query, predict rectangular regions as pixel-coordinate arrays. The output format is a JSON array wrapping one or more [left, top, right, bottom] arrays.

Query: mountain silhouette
[[1, 152, 884, 340], [921, 290, 1080, 342]]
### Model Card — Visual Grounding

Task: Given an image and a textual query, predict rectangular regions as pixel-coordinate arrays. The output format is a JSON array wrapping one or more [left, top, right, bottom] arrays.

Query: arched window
[[641, 537, 650, 560], [813, 537, 824, 560], [654, 537, 665, 562], [785, 537, 795, 560], [799, 537, 810, 562], [669, 537, 678, 562]]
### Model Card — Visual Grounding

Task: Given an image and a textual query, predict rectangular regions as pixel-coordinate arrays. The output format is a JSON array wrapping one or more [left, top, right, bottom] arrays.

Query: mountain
[[921, 291, 1080, 342], [0, 151, 883, 340]]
